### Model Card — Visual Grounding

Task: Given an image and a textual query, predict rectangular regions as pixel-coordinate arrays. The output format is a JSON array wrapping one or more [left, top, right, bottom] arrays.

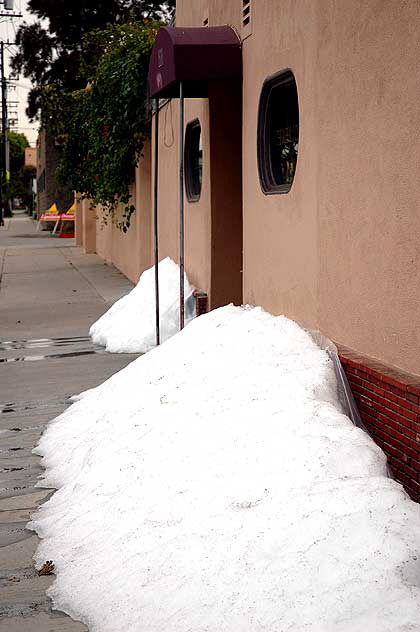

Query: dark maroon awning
[[148, 26, 242, 99]]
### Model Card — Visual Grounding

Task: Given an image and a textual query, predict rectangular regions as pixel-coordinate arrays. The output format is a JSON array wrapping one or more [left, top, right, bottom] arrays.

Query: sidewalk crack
[[58, 248, 108, 304], [0, 247, 6, 287]]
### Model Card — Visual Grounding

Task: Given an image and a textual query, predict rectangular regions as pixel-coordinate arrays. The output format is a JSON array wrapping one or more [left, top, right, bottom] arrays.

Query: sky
[[0, 0, 39, 146]]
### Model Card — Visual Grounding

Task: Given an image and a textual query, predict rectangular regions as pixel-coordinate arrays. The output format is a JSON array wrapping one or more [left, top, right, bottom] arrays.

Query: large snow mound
[[89, 256, 195, 353], [31, 305, 420, 631]]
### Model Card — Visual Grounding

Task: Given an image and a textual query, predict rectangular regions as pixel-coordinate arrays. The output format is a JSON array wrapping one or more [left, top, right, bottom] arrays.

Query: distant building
[[23, 147, 37, 215], [24, 147, 36, 169]]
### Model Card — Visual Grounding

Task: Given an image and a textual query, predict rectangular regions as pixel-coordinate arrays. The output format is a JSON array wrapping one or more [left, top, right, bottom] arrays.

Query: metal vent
[[242, 0, 251, 27], [194, 291, 208, 316]]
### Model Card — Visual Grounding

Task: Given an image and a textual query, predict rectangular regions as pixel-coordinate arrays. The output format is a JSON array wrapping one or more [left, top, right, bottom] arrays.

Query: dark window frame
[[257, 69, 299, 195], [184, 118, 203, 203]]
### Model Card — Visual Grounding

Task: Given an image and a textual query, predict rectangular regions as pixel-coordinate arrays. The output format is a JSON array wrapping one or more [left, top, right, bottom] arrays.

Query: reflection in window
[[258, 70, 299, 194], [185, 119, 203, 202]]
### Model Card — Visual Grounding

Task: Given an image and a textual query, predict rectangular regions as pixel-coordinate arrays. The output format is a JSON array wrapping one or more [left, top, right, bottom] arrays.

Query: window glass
[[258, 70, 299, 194], [185, 119, 203, 202]]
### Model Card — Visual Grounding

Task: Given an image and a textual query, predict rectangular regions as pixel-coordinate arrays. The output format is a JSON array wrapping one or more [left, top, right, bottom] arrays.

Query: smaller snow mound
[[89, 257, 195, 353]]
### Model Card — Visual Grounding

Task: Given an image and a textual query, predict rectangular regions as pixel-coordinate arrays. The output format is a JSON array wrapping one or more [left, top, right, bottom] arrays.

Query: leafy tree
[[0, 132, 31, 206], [8, 131, 29, 176], [41, 20, 159, 230], [0, 131, 29, 177], [12, 0, 175, 118]]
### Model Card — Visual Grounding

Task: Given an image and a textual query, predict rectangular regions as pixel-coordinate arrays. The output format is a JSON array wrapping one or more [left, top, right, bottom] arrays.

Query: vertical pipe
[[179, 81, 185, 329], [1, 41, 6, 216], [0, 43, 4, 227], [153, 98, 160, 346]]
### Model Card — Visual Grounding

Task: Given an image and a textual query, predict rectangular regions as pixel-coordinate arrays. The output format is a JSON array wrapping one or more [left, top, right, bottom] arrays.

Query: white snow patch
[[68, 387, 96, 402], [89, 257, 195, 353], [31, 305, 420, 631]]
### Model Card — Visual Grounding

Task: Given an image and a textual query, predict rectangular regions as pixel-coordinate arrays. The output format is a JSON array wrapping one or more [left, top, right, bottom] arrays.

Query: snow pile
[[90, 257, 195, 353], [31, 306, 420, 632]]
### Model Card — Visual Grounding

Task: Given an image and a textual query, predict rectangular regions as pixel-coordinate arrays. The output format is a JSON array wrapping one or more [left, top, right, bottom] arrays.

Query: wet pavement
[[0, 212, 138, 630]]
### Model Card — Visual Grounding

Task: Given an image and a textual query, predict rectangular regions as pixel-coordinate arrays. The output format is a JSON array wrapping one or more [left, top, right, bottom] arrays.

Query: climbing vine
[[41, 20, 160, 231]]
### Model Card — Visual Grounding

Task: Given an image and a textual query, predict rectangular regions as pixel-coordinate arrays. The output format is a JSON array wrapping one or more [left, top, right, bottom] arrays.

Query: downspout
[[179, 81, 185, 329], [153, 99, 160, 345]]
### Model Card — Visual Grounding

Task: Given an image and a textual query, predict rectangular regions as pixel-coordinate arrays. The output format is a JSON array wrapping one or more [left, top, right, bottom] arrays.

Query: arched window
[[184, 119, 203, 202], [257, 70, 299, 194]]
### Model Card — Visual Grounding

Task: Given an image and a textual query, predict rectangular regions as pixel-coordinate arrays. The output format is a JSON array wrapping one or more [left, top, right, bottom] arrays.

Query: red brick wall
[[339, 348, 420, 502]]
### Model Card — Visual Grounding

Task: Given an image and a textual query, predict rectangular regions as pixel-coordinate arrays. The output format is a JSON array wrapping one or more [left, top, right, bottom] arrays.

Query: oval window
[[184, 119, 203, 202], [257, 70, 299, 194]]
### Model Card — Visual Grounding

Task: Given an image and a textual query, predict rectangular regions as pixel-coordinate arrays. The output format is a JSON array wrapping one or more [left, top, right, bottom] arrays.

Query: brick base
[[339, 347, 420, 502]]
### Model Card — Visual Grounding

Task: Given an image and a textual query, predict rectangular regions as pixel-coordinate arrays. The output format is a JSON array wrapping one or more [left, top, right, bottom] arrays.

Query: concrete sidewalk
[[0, 213, 138, 630]]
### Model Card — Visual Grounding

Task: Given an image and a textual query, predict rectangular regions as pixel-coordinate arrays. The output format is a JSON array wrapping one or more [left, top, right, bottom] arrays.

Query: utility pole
[[0, 40, 7, 225], [0, 41, 15, 226], [0, 41, 4, 226], [0, 0, 23, 224], [0, 43, 20, 225], [1, 41, 7, 185]]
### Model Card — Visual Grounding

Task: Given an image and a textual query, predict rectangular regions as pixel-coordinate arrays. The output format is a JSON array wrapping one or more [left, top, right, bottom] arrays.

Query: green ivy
[[41, 20, 160, 230]]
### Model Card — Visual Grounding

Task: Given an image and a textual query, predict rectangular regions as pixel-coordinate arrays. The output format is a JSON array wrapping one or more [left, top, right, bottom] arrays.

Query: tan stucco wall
[[315, 1, 420, 376], [75, 196, 83, 246], [24, 147, 37, 169], [82, 199, 96, 254], [237, 0, 420, 375], [94, 141, 153, 284], [96, 211, 138, 283], [154, 98, 212, 299], [136, 140, 153, 278], [241, 0, 319, 330], [89, 0, 420, 376], [96, 187, 141, 283], [177, 0, 242, 30], [94, 103, 212, 296], [154, 93, 242, 307]]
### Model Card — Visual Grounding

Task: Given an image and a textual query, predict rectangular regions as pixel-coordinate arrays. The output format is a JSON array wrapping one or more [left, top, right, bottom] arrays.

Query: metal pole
[[179, 81, 185, 330], [153, 99, 160, 346], [0, 42, 4, 227], [1, 42, 6, 189], [1, 41, 7, 222]]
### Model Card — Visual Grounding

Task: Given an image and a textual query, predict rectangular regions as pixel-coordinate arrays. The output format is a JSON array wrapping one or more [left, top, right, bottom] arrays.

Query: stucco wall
[[177, 0, 242, 30], [94, 140, 153, 284], [315, 1, 420, 375], [241, 0, 319, 330], [96, 185, 141, 283], [82, 199, 96, 254], [176, 0, 207, 26], [91, 0, 420, 376], [205, 0, 419, 376], [154, 93, 242, 307], [75, 196, 83, 246], [154, 98, 212, 299], [24, 147, 36, 169], [136, 140, 153, 279]]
